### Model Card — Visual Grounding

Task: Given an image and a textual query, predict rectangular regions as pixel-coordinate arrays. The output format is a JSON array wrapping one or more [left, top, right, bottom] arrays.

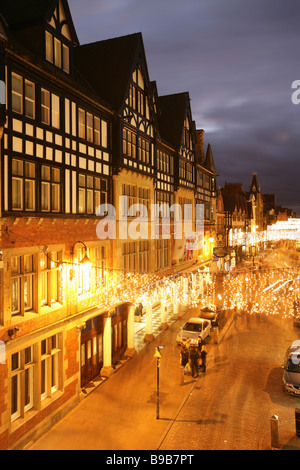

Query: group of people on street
[[180, 338, 207, 378]]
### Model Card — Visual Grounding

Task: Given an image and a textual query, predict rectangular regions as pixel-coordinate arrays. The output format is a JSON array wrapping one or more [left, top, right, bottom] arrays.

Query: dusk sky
[[69, 0, 300, 216]]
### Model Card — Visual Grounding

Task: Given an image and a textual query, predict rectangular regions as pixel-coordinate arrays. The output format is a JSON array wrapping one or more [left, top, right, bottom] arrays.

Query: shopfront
[[80, 303, 129, 387], [80, 315, 104, 387]]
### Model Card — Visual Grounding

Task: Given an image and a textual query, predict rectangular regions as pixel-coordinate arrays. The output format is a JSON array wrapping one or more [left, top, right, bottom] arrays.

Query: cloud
[[68, 0, 300, 215]]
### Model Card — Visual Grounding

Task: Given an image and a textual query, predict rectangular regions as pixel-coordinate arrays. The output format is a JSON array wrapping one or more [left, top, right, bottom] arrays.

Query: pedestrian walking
[[180, 344, 189, 369], [189, 346, 199, 378], [200, 347, 207, 372]]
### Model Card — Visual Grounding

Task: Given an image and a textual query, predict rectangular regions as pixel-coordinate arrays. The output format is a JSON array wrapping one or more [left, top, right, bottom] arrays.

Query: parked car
[[282, 340, 300, 396], [199, 307, 219, 327], [176, 318, 211, 345]]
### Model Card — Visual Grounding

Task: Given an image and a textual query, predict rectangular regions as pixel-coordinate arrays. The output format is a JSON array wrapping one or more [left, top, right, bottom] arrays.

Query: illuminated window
[[11, 254, 35, 316], [41, 334, 62, 401], [41, 88, 60, 129], [11, 347, 35, 422], [122, 242, 136, 272], [45, 30, 70, 74], [11, 159, 35, 211], [78, 174, 108, 214], [40, 251, 62, 307], [41, 165, 61, 212], [11, 73, 35, 118]]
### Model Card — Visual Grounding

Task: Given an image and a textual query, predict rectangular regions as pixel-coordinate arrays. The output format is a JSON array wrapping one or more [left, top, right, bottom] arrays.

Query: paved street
[[159, 312, 300, 450], [29, 298, 300, 450]]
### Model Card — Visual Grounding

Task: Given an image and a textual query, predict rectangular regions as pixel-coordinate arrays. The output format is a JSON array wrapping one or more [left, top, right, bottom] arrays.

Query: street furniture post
[[270, 415, 280, 449], [295, 408, 300, 437], [154, 346, 163, 419]]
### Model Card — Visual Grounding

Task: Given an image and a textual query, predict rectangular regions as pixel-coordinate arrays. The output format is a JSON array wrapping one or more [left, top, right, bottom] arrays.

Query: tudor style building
[[0, 0, 219, 449]]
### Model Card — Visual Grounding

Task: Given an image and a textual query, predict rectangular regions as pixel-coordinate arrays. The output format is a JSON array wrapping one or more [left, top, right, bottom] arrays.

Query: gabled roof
[[157, 92, 190, 150], [74, 33, 145, 111], [0, 0, 79, 45], [249, 172, 261, 193], [204, 143, 217, 175], [0, 0, 56, 26], [221, 183, 248, 215]]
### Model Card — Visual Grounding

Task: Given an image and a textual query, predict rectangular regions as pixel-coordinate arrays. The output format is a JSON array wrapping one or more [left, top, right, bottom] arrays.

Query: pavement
[[28, 301, 300, 451]]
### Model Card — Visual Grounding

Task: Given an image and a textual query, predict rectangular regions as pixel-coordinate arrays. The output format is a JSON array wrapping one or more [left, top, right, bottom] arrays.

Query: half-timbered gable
[[1, 0, 114, 217], [157, 92, 196, 192], [196, 143, 217, 221], [74, 33, 157, 177]]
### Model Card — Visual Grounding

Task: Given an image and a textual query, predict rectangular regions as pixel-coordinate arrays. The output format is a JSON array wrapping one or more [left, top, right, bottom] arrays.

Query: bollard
[[295, 408, 300, 437], [270, 415, 280, 449]]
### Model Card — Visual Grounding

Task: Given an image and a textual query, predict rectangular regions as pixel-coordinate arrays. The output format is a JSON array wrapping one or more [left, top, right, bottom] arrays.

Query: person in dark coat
[[180, 344, 189, 369], [200, 347, 207, 372], [189, 346, 199, 378]]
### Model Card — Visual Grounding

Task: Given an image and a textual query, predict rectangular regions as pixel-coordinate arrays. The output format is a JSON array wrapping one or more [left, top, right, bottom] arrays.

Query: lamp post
[[154, 346, 164, 419]]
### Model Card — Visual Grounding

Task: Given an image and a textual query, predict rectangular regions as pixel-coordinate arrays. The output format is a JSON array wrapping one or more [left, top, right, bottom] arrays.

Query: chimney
[[195, 129, 205, 164]]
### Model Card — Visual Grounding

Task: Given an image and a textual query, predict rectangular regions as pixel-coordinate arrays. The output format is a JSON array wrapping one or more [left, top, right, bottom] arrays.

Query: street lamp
[[154, 346, 164, 419], [70, 241, 92, 281]]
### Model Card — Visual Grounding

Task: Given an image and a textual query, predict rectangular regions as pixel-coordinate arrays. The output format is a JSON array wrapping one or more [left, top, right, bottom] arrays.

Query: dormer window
[[45, 30, 70, 73]]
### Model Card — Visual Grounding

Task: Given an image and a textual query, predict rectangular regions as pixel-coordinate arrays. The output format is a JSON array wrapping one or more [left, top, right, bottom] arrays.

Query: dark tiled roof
[[74, 33, 142, 110], [157, 92, 189, 150], [0, 0, 79, 45], [0, 0, 57, 26]]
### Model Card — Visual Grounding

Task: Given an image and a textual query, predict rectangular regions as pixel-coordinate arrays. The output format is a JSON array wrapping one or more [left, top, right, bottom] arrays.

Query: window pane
[[24, 81, 35, 118], [54, 38, 61, 68], [52, 168, 60, 182], [11, 375, 19, 417], [86, 113, 93, 142], [62, 44, 69, 73], [24, 255, 33, 273], [25, 347, 32, 364], [51, 270, 58, 303], [94, 117, 100, 145], [41, 272, 48, 305], [52, 94, 60, 128], [45, 31, 53, 63], [52, 184, 60, 212], [78, 109, 85, 139], [42, 165, 51, 181], [12, 159, 23, 176], [41, 181, 50, 211], [41, 89, 50, 124], [78, 188, 85, 213], [25, 179, 35, 210], [11, 352, 19, 371], [101, 121, 107, 148], [25, 162, 35, 178], [24, 275, 33, 310], [12, 74, 22, 114], [12, 178, 22, 210], [11, 278, 20, 314], [24, 368, 33, 409], [86, 189, 93, 214]]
